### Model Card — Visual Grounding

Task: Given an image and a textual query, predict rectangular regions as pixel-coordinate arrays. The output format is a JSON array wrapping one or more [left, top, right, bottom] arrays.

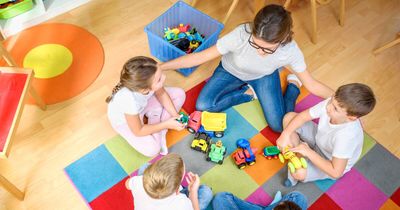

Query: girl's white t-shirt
[[129, 176, 193, 210], [107, 87, 154, 127]]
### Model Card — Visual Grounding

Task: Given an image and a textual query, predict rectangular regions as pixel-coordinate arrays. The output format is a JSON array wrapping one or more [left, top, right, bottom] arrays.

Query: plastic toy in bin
[[163, 23, 205, 53], [144, 1, 224, 76], [0, 0, 33, 19]]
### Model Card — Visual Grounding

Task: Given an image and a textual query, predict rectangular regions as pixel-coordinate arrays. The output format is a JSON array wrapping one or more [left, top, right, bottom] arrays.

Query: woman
[[160, 4, 332, 132]]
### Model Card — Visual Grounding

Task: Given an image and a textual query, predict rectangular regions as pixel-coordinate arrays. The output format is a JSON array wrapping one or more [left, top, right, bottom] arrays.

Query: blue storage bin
[[145, 1, 224, 76]]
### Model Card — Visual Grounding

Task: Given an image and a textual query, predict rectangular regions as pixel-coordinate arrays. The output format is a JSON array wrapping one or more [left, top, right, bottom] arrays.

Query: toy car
[[231, 139, 257, 169], [206, 140, 226, 164], [263, 146, 280, 160], [190, 132, 211, 153], [176, 112, 189, 126], [279, 147, 308, 173], [187, 111, 227, 138]]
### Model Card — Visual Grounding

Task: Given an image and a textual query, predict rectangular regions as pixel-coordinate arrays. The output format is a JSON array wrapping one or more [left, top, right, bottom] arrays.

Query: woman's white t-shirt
[[107, 87, 154, 127], [129, 176, 193, 210], [216, 24, 306, 81]]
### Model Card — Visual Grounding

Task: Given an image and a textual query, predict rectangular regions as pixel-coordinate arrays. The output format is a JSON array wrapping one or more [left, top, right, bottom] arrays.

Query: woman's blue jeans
[[212, 191, 308, 210], [196, 62, 300, 132], [137, 163, 213, 210]]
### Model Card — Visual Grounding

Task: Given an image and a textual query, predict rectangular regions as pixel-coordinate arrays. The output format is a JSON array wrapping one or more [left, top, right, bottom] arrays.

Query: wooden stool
[[283, 0, 345, 44], [191, 0, 240, 25], [373, 32, 400, 55]]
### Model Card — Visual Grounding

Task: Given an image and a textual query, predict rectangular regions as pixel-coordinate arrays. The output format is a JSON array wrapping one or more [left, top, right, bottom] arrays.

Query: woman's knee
[[195, 96, 214, 111], [213, 192, 233, 203], [268, 120, 283, 132]]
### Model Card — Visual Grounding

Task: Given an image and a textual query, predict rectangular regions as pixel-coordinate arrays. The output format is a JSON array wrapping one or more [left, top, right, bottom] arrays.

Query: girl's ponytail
[[105, 82, 123, 103]]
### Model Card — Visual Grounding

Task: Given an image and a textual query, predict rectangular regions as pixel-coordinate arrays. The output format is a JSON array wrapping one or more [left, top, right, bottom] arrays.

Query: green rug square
[[105, 135, 151, 174], [233, 100, 268, 131], [200, 159, 259, 199], [360, 132, 376, 159]]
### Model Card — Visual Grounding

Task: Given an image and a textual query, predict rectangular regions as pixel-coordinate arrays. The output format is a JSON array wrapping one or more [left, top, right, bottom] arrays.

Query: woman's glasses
[[248, 35, 280, 54]]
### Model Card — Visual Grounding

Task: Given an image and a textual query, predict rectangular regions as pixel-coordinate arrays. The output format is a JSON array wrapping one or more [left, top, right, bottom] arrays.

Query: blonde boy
[[277, 83, 376, 186], [126, 153, 212, 210]]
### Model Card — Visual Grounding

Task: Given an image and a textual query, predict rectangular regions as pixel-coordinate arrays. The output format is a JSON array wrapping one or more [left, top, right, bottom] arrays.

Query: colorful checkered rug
[[65, 71, 400, 210]]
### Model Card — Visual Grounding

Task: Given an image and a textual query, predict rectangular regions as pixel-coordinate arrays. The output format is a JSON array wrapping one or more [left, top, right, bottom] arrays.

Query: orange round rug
[[3, 23, 104, 105]]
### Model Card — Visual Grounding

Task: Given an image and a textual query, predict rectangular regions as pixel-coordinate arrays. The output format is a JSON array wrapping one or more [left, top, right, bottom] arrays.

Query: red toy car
[[187, 111, 202, 133], [231, 147, 257, 169]]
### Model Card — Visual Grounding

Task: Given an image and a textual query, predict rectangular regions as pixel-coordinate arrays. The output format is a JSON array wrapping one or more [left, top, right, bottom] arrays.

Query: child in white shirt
[[106, 56, 186, 157], [277, 83, 376, 186], [126, 153, 213, 210]]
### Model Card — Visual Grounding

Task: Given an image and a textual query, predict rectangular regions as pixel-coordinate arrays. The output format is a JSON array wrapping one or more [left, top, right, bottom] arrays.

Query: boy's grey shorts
[[287, 121, 335, 184]]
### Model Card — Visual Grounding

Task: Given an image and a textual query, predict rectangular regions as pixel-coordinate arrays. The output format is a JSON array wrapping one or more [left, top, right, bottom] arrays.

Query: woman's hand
[[164, 117, 185, 131]]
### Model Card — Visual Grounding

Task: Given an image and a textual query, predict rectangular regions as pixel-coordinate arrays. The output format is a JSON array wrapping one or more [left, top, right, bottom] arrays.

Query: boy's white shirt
[[107, 87, 154, 127], [309, 98, 363, 173], [129, 176, 193, 210]]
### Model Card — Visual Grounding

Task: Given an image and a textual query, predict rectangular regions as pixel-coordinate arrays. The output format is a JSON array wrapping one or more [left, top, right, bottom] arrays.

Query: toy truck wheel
[[274, 155, 278, 159], [249, 161, 256, 166], [288, 162, 295, 173], [214, 131, 224, 138], [194, 132, 200, 138], [238, 163, 246, 169], [278, 154, 285, 163], [300, 157, 308, 168], [206, 157, 211, 161], [218, 160, 223, 165], [267, 156, 272, 160], [223, 150, 227, 155], [187, 127, 196, 134]]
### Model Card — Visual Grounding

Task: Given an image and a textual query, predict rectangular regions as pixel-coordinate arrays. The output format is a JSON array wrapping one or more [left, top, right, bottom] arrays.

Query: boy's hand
[[165, 117, 185, 131], [289, 142, 311, 157], [276, 132, 293, 150], [186, 172, 200, 194]]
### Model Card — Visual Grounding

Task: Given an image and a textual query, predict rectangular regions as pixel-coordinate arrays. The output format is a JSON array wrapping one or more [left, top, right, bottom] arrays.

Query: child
[[106, 56, 186, 157], [126, 153, 213, 210], [276, 83, 376, 186], [213, 191, 307, 210]]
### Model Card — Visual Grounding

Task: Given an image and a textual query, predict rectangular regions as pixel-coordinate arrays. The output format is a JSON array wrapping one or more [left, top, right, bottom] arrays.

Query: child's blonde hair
[[106, 56, 158, 103], [142, 154, 184, 199]]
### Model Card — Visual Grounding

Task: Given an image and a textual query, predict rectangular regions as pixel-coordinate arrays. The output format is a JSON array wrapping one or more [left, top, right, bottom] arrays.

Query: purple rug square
[[327, 168, 387, 209], [245, 187, 273, 207], [295, 94, 323, 113]]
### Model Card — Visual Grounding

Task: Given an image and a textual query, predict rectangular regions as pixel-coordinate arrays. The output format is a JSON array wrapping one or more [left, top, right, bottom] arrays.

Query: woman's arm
[[154, 87, 179, 117], [294, 70, 334, 99], [159, 45, 221, 70]]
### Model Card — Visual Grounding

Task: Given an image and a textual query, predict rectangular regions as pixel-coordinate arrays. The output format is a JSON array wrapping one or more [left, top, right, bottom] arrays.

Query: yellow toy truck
[[279, 147, 308, 173], [187, 111, 227, 138]]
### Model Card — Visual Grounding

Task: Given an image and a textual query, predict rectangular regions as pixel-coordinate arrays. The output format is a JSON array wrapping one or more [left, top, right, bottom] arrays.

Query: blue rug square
[[219, 108, 259, 155], [65, 145, 128, 202]]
